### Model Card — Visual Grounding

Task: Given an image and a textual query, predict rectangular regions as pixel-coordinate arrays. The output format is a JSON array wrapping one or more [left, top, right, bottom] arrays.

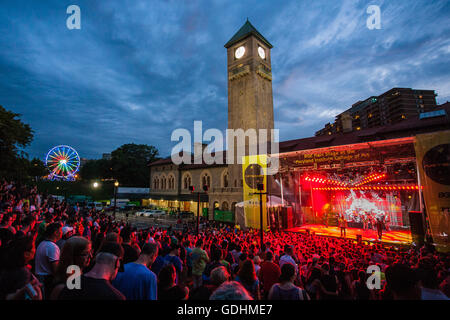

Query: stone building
[[148, 20, 275, 218]]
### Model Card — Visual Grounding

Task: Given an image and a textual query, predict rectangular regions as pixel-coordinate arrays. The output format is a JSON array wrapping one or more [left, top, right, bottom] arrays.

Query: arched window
[[222, 201, 229, 211], [201, 173, 211, 189], [167, 174, 175, 190], [153, 176, 160, 190], [222, 170, 229, 188], [183, 173, 192, 190]]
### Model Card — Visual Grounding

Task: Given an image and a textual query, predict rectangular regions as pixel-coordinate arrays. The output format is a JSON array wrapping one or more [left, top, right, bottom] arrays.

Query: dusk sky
[[1, 0, 449, 160]]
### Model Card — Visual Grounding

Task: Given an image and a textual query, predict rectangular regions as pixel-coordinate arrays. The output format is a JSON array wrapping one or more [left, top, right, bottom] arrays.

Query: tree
[[0, 105, 33, 178], [111, 143, 159, 187], [28, 158, 48, 178], [79, 158, 113, 181]]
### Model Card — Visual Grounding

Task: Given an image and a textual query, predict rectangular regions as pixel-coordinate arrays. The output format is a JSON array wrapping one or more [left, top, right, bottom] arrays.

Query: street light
[[113, 180, 119, 219], [93, 182, 99, 188]]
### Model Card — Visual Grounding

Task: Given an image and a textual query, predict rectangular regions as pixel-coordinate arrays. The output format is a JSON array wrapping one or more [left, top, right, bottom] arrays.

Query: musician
[[375, 216, 385, 241], [338, 215, 347, 237]]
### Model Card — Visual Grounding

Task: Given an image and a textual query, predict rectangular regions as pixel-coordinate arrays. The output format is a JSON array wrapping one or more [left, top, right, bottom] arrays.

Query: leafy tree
[[111, 143, 159, 187], [28, 158, 48, 178], [0, 105, 33, 178], [79, 158, 113, 181]]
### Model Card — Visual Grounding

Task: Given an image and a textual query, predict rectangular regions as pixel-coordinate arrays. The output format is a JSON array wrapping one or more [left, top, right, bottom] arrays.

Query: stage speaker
[[408, 211, 425, 245], [281, 207, 294, 229]]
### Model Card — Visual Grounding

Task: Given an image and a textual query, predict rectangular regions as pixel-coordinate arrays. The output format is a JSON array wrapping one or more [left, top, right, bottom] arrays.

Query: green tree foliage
[[111, 143, 159, 187], [79, 143, 159, 187], [0, 105, 34, 178], [79, 158, 113, 181], [28, 158, 48, 178]]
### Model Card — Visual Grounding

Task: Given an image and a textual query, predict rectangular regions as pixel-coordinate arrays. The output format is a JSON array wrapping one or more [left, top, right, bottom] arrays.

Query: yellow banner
[[414, 130, 450, 252], [242, 155, 268, 230]]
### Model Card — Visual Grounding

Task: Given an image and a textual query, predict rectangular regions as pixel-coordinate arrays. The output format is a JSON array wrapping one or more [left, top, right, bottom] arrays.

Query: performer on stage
[[338, 215, 347, 237], [375, 217, 385, 241]]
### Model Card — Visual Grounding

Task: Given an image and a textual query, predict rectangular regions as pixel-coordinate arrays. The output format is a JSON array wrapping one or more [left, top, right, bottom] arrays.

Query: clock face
[[258, 46, 265, 59], [235, 46, 245, 59]]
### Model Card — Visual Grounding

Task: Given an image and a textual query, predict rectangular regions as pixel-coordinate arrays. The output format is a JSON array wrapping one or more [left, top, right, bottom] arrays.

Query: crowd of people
[[1, 179, 449, 300]]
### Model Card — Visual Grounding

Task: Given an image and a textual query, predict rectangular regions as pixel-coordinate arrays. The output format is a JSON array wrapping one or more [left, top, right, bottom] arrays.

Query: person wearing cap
[[56, 226, 73, 250], [58, 242, 125, 300]]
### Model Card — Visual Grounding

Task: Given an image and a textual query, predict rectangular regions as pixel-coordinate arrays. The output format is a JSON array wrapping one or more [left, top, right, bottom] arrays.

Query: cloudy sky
[[1, 0, 449, 160]]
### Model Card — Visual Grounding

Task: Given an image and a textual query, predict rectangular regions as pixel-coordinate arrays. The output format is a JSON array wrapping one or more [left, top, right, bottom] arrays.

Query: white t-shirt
[[35, 240, 60, 275]]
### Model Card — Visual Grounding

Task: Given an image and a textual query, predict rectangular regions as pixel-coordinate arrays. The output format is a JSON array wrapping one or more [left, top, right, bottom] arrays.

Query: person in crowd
[[210, 281, 253, 300], [268, 263, 309, 300], [203, 246, 225, 283], [120, 227, 140, 264], [259, 251, 281, 299], [34, 222, 62, 297], [157, 264, 189, 300], [190, 266, 230, 300], [113, 242, 158, 300], [56, 226, 73, 250], [0, 236, 42, 300], [191, 239, 209, 289], [416, 257, 449, 300], [58, 242, 125, 300], [384, 263, 421, 300], [50, 236, 92, 299], [235, 259, 260, 300], [164, 242, 183, 285]]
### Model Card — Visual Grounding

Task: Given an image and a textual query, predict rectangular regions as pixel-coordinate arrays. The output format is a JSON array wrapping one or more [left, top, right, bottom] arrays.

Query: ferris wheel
[[45, 145, 81, 181]]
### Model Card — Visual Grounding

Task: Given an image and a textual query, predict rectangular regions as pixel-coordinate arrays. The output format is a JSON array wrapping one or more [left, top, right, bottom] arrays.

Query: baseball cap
[[62, 226, 73, 235]]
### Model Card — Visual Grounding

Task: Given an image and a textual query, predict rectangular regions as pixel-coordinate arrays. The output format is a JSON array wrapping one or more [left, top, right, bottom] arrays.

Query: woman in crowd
[[235, 259, 260, 300], [50, 236, 92, 299], [268, 263, 309, 300]]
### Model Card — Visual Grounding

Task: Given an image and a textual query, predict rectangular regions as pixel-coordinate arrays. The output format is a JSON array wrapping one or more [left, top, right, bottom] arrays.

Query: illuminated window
[[368, 113, 372, 118], [356, 127, 361, 130], [401, 115, 406, 119]]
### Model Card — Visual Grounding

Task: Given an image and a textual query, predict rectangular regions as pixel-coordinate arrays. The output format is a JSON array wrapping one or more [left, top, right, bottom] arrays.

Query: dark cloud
[[0, 0, 449, 160]]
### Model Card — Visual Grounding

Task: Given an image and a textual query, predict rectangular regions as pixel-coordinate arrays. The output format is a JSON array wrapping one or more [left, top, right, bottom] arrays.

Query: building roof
[[149, 103, 449, 167], [224, 19, 273, 49], [279, 103, 449, 154]]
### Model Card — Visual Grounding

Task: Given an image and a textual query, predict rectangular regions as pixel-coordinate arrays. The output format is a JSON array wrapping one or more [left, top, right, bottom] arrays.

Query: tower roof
[[224, 19, 273, 49]]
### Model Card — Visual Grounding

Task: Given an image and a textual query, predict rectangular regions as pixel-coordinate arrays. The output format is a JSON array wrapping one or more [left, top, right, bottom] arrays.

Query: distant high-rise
[[315, 88, 438, 136]]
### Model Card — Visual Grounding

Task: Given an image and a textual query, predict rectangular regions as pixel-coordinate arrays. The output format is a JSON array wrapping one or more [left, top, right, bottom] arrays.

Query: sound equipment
[[281, 206, 294, 229], [408, 211, 425, 245]]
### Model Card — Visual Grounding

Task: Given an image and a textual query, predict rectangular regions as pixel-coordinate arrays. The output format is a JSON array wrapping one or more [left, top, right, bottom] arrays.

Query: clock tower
[[224, 19, 275, 188]]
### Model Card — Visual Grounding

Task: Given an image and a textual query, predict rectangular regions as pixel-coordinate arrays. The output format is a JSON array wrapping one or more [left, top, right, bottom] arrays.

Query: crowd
[[1, 179, 449, 300]]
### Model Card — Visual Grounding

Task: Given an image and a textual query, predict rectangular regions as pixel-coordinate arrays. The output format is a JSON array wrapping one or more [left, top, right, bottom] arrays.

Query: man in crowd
[[113, 242, 158, 300], [58, 242, 125, 300], [34, 222, 62, 297]]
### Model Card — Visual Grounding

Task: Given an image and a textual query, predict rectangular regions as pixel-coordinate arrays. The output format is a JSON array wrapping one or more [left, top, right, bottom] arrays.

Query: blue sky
[[1, 0, 449, 159]]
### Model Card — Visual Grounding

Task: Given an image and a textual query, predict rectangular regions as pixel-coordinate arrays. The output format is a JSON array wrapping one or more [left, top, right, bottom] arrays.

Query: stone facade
[[149, 20, 274, 219]]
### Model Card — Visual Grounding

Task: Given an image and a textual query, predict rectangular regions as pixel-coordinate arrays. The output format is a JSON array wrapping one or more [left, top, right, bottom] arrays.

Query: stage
[[285, 224, 412, 245]]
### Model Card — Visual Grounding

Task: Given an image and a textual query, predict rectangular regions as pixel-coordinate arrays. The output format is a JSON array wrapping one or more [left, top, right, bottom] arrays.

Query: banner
[[242, 155, 268, 230], [414, 131, 450, 252]]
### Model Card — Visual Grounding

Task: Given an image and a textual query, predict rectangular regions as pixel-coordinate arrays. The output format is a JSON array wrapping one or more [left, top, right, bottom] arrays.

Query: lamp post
[[113, 180, 119, 219], [251, 183, 267, 250], [190, 185, 208, 236]]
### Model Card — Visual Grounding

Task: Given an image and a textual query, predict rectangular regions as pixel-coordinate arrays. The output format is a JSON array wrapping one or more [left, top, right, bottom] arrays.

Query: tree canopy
[[80, 143, 159, 187], [0, 105, 34, 178]]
